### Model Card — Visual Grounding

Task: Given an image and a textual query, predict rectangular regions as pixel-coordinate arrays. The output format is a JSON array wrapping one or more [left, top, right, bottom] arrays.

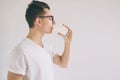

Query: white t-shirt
[[8, 38, 55, 80]]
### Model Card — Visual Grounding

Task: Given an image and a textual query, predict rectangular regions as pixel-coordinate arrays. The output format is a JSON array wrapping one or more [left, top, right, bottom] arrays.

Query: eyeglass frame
[[39, 16, 54, 22]]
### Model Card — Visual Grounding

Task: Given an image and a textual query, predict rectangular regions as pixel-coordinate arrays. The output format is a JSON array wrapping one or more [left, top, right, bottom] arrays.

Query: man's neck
[[27, 28, 44, 48]]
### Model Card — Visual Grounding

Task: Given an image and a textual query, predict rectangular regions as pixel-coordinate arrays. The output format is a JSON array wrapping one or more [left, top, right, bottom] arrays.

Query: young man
[[7, 1, 72, 80]]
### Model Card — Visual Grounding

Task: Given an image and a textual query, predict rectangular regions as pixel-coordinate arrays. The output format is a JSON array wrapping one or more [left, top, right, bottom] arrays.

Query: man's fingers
[[58, 33, 64, 37], [63, 24, 71, 30], [66, 28, 72, 37], [58, 24, 72, 38]]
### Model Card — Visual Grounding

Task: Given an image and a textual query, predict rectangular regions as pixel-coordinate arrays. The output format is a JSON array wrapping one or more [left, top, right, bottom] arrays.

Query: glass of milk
[[53, 24, 68, 35]]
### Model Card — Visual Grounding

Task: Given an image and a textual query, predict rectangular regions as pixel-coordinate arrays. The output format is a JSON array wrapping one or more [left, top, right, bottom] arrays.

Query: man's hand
[[58, 24, 72, 43]]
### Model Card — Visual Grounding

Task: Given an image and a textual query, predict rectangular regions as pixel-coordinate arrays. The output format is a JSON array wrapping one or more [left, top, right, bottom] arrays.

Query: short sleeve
[[8, 47, 27, 75]]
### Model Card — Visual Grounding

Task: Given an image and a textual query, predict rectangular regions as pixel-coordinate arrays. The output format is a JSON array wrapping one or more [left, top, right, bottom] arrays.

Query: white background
[[0, 0, 120, 80]]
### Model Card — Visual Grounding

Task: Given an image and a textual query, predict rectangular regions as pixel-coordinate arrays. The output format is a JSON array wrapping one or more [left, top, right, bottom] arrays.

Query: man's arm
[[7, 71, 23, 80], [53, 25, 72, 68]]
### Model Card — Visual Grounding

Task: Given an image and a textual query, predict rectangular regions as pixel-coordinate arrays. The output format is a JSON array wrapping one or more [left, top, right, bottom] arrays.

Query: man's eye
[[49, 17, 52, 20]]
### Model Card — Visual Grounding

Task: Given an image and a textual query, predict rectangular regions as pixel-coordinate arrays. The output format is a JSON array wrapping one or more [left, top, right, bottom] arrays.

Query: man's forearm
[[61, 42, 71, 67], [8, 71, 23, 80]]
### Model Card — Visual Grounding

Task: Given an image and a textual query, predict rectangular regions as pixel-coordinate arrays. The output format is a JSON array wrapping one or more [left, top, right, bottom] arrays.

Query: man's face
[[40, 8, 55, 34]]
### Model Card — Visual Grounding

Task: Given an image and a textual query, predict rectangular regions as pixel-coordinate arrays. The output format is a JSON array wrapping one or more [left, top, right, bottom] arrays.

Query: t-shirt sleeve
[[8, 47, 27, 75], [44, 42, 56, 57]]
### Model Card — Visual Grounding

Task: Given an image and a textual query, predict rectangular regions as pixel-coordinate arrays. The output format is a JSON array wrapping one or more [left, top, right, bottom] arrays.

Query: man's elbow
[[61, 63, 68, 68], [62, 65, 68, 68], [60, 59, 69, 68]]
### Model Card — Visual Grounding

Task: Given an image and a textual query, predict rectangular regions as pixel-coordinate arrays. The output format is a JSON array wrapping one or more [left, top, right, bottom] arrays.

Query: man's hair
[[25, 0, 50, 28]]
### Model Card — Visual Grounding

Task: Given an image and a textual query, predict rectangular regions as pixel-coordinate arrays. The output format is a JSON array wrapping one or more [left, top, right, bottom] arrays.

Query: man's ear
[[35, 17, 41, 26]]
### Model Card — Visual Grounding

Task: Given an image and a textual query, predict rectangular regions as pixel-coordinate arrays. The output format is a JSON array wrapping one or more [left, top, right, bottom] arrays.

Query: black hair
[[25, 0, 50, 28]]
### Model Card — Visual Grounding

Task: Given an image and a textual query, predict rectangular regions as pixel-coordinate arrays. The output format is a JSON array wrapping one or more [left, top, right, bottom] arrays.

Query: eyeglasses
[[39, 16, 54, 22]]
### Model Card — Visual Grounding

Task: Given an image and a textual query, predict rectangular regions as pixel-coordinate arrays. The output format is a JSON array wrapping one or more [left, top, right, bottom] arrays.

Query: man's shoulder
[[11, 38, 29, 54]]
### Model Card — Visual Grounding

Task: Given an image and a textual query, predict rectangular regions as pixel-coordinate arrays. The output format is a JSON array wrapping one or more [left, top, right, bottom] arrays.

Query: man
[[7, 0, 72, 80]]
